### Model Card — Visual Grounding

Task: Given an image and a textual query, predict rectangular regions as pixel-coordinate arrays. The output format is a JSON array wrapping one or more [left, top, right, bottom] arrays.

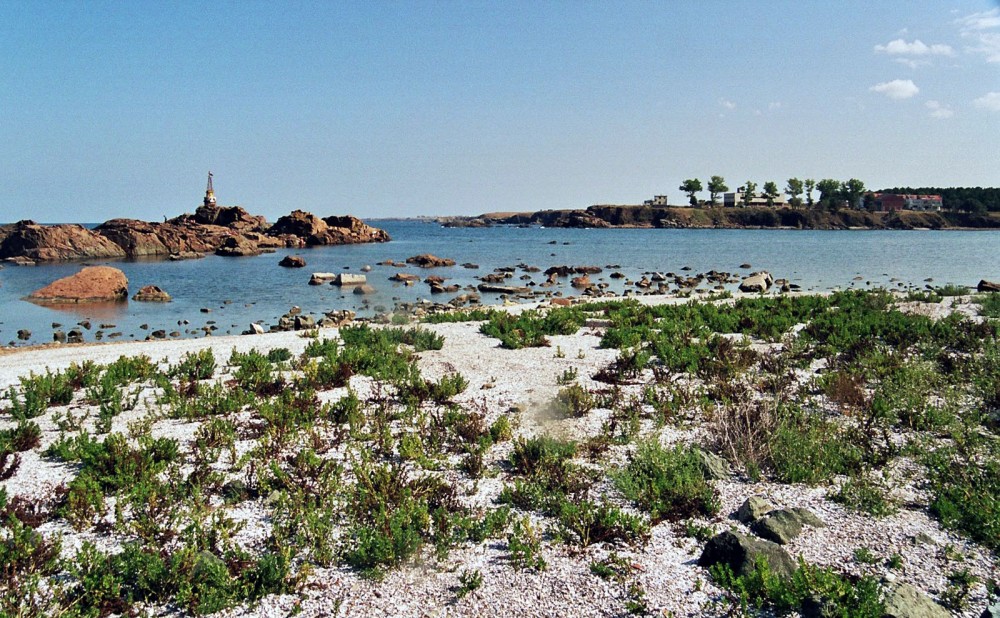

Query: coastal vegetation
[[0, 290, 998, 615]]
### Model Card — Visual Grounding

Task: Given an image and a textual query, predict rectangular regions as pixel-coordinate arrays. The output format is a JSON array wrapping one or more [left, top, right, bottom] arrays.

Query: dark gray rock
[[694, 448, 731, 480], [982, 600, 1000, 618], [751, 509, 803, 544], [16, 329, 30, 340], [883, 583, 950, 618], [737, 496, 774, 524], [751, 508, 826, 545], [697, 530, 797, 580]]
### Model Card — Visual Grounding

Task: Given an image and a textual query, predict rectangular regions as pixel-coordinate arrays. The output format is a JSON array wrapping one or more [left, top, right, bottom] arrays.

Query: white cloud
[[973, 91, 1000, 111], [719, 98, 736, 110], [956, 8, 1000, 31], [870, 79, 919, 100], [968, 32, 1000, 63], [956, 9, 1000, 63], [925, 100, 954, 118], [874, 38, 955, 56]]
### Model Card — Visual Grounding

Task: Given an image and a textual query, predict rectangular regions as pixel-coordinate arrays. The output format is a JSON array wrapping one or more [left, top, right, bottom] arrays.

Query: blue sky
[[2, 1, 998, 222]]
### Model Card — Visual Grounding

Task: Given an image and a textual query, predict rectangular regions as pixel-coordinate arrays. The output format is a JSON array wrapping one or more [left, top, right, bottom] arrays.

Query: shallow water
[[1, 221, 998, 346]]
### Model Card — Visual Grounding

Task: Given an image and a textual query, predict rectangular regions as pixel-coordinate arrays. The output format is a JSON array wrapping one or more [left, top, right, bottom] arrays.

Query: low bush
[[614, 441, 719, 523]]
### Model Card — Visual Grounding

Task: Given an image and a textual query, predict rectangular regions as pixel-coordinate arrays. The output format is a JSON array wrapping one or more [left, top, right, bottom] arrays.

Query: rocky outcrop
[[979, 279, 1000, 293], [28, 266, 128, 304], [268, 210, 390, 246], [132, 285, 171, 302], [4, 206, 389, 263], [1, 221, 127, 262]]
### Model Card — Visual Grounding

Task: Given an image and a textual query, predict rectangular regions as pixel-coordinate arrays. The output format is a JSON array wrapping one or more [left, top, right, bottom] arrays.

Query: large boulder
[[883, 583, 950, 618], [739, 271, 774, 293], [698, 531, 797, 580], [0, 221, 127, 261], [28, 266, 128, 304], [978, 279, 1000, 293], [279, 255, 306, 268], [406, 254, 456, 268], [132, 285, 171, 302]]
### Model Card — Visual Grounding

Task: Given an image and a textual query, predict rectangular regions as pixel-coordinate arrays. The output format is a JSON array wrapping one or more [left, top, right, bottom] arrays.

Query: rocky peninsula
[[443, 205, 1000, 230], [0, 205, 390, 264]]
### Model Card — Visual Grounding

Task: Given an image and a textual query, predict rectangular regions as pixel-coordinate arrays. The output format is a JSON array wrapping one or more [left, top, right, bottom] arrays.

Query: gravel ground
[[0, 292, 996, 617]]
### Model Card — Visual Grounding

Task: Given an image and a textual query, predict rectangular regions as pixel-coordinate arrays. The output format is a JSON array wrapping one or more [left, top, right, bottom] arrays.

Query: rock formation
[[406, 254, 456, 268], [1, 205, 389, 263], [28, 266, 129, 304], [1, 221, 127, 262]]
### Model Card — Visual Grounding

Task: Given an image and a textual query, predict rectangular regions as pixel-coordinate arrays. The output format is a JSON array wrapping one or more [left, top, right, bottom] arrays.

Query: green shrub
[[709, 556, 884, 617], [831, 474, 898, 517], [507, 517, 545, 571], [614, 441, 719, 523], [5, 370, 75, 419], [556, 499, 649, 546], [552, 384, 595, 418], [171, 349, 216, 381]]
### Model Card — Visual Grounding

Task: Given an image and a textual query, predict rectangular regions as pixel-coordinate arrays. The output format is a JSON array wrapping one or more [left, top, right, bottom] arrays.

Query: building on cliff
[[722, 188, 787, 208], [642, 195, 670, 206], [864, 193, 942, 212]]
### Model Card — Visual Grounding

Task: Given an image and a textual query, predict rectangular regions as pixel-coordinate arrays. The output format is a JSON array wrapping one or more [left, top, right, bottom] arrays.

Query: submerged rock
[[132, 285, 171, 302]]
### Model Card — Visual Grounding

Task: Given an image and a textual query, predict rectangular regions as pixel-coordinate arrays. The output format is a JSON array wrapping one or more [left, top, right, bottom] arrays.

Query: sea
[[1, 220, 998, 347]]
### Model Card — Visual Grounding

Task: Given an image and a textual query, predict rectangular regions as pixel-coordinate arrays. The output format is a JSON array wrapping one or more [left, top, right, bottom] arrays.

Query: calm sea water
[[1, 220, 998, 346]]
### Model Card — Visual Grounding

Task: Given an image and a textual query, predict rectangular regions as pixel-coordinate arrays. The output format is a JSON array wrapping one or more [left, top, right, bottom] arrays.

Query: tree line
[[677, 176, 866, 210]]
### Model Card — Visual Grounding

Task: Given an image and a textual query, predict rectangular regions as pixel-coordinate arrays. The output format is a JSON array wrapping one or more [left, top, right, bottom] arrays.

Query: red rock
[[1, 221, 126, 261], [406, 254, 456, 268], [279, 255, 307, 268], [28, 266, 128, 304], [215, 236, 261, 257]]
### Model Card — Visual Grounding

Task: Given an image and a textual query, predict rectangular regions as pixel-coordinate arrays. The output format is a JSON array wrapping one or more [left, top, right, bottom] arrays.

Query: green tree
[[785, 178, 804, 208], [707, 175, 728, 207], [842, 178, 866, 209], [740, 181, 757, 207], [679, 179, 703, 207], [804, 179, 816, 208], [816, 179, 843, 211], [762, 181, 779, 207]]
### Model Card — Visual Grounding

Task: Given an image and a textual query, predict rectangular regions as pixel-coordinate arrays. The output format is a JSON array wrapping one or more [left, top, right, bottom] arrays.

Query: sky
[[2, 1, 999, 222]]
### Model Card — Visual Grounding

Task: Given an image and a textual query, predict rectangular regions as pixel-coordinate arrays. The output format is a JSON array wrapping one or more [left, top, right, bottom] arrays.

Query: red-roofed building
[[865, 193, 942, 212]]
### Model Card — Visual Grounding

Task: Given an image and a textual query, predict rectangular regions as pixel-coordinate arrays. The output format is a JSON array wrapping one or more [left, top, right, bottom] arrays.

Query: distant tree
[[707, 175, 729, 207], [816, 178, 843, 211], [740, 181, 757, 207], [804, 179, 816, 208], [785, 178, 804, 208], [762, 181, 779, 207], [679, 179, 703, 206], [842, 178, 866, 209]]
